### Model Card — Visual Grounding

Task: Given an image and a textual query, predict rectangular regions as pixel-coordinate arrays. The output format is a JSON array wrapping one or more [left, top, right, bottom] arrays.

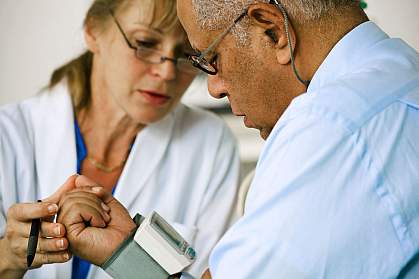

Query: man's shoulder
[[282, 73, 419, 136]]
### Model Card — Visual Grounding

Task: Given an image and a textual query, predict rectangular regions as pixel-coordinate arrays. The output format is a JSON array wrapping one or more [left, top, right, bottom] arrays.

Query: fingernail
[[57, 239, 64, 249], [104, 212, 111, 222], [101, 202, 110, 212], [55, 226, 61, 236], [48, 204, 58, 214], [64, 252, 70, 260], [92, 186, 103, 193]]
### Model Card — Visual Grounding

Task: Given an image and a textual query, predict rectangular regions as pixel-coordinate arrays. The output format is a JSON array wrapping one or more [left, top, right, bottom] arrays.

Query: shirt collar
[[308, 21, 389, 93]]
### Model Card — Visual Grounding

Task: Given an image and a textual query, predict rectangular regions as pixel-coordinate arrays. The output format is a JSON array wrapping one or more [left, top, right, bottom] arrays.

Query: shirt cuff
[[101, 214, 170, 279]]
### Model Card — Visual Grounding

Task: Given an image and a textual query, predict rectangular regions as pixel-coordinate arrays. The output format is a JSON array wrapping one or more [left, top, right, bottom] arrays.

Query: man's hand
[[201, 269, 212, 279], [57, 175, 136, 266]]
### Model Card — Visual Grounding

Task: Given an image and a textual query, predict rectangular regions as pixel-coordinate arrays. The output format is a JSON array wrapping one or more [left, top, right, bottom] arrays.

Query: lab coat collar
[[113, 109, 176, 210], [33, 84, 77, 199], [308, 21, 389, 92]]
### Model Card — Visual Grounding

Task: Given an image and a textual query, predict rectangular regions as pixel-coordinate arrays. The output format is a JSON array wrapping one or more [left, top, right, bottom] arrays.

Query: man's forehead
[[177, 0, 215, 51]]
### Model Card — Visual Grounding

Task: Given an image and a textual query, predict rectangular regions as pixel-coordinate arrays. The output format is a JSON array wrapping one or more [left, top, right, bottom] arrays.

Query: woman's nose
[[150, 58, 177, 81], [207, 74, 228, 99]]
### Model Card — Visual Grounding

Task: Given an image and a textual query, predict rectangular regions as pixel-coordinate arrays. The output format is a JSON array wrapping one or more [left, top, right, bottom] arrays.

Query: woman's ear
[[84, 21, 100, 54], [247, 3, 296, 65]]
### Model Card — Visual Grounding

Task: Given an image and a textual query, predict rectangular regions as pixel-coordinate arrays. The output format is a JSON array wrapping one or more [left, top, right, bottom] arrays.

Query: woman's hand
[[57, 175, 136, 266], [0, 175, 77, 278]]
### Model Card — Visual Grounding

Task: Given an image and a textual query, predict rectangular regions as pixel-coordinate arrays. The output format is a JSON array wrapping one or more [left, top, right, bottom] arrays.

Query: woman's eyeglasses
[[110, 11, 199, 75]]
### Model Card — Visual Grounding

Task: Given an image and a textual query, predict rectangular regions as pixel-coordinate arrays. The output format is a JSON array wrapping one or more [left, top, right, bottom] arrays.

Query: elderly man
[[175, 0, 419, 278], [21, 1, 418, 279]]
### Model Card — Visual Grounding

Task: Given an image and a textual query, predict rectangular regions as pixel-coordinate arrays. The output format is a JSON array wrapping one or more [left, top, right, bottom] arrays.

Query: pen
[[27, 199, 42, 268]]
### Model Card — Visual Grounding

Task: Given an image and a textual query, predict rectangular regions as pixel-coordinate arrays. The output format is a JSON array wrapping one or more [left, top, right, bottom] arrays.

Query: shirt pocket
[[171, 222, 198, 244]]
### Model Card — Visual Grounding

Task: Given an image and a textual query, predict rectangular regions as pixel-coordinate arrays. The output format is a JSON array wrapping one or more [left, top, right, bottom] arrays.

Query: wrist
[[0, 238, 26, 278]]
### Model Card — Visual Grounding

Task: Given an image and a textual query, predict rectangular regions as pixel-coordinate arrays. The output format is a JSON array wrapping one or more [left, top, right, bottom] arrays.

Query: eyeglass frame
[[109, 10, 198, 74], [188, 11, 247, 75], [188, 0, 310, 87]]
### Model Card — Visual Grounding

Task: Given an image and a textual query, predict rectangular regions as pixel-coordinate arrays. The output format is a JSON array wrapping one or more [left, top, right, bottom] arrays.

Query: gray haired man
[[178, 0, 419, 278]]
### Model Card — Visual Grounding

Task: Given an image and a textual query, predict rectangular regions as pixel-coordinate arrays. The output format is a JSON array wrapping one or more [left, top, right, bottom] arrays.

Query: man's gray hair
[[192, 0, 360, 31]]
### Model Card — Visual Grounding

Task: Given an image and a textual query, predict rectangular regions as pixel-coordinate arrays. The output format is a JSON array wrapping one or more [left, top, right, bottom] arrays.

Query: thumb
[[43, 174, 78, 204], [75, 175, 101, 188]]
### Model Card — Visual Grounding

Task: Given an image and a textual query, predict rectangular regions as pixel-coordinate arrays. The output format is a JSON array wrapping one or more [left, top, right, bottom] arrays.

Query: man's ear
[[247, 3, 296, 65], [84, 20, 100, 54]]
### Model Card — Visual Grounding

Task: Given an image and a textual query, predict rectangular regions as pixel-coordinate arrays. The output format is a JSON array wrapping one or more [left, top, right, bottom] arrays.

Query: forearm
[[0, 238, 25, 279]]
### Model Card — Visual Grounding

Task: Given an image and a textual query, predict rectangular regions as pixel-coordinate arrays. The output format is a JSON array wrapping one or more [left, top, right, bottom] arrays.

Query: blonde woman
[[0, 0, 240, 278]]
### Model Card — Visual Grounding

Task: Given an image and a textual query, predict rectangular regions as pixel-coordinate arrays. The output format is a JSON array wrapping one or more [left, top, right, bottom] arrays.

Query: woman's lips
[[138, 90, 171, 106]]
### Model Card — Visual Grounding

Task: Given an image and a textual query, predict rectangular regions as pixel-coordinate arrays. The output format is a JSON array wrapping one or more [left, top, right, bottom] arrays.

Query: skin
[[79, 0, 196, 190], [176, 0, 368, 277], [57, 176, 136, 266], [177, 0, 368, 140], [0, 176, 78, 278]]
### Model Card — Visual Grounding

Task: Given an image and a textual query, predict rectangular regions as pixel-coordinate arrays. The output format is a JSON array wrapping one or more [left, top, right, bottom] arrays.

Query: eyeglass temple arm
[[198, 11, 248, 60], [109, 10, 136, 50]]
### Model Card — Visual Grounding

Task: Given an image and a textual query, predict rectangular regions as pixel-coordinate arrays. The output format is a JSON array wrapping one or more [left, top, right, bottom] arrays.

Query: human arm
[[0, 175, 77, 278]]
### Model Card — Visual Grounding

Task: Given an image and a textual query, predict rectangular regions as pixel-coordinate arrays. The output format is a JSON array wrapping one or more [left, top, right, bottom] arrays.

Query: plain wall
[[1, 0, 419, 105]]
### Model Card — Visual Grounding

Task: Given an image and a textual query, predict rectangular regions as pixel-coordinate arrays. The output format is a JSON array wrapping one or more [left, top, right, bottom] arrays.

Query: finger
[[75, 175, 101, 188], [40, 221, 66, 238], [9, 236, 68, 261], [59, 194, 111, 223], [38, 237, 68, 253], [7, 202, 58, 222], [74, 176, 114, 204], [30, 251, 71, 268], [43, 174, 78, 204], [7, 220, 64, 240], [75, 185, 114, 205], [66, 188, 111, 213], [58, 203, 107, 228]]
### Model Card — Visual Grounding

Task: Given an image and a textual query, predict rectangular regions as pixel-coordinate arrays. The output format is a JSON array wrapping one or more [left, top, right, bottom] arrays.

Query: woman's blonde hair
[[48, 0, 178, 111]]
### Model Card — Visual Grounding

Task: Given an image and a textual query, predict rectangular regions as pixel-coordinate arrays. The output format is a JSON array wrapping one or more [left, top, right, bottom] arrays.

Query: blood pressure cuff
[[101, 214, 171, 279]]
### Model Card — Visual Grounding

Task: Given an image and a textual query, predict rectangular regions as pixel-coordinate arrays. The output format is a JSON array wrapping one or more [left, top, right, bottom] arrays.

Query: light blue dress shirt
[[209, 22, 419, 278]]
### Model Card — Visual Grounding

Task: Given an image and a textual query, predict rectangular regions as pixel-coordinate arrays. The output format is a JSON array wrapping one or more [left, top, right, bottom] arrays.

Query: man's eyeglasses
[[188, 0, 310, 87], [188, 11, 247, 75], [109, 11, 199, 75]]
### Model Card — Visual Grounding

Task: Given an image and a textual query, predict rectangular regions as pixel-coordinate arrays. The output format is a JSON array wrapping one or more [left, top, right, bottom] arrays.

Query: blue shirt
[[72, 120, 91, 279], [209, 22, 419, 278]]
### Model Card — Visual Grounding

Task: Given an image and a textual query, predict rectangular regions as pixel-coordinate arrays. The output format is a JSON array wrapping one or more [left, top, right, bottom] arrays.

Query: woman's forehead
[[120, 0, 179, 33]]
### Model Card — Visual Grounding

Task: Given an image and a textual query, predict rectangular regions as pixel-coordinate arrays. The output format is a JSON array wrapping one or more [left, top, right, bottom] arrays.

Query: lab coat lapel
[[29, 85, 76, 278], [33, 85, 77, 200], [114, 111, 176, 210]]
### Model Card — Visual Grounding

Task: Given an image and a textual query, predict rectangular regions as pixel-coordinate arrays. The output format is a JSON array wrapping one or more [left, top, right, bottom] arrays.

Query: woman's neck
[[76, 91, 144, 166]]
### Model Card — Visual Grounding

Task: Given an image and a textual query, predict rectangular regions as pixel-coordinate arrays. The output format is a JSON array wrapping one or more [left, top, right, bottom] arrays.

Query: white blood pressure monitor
[[134, 211, 196, 275]]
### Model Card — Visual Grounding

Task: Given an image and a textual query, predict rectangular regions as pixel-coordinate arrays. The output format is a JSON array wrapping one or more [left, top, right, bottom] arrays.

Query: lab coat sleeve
[[185, 124, 240, 278], [208, 115, 407, 278]]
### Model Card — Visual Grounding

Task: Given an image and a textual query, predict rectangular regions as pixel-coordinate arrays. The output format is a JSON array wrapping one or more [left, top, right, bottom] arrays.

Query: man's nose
[[207, 74, 228, 99]]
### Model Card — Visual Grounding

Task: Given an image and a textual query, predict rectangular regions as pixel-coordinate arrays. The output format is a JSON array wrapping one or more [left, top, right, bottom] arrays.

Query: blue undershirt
[[72, 121, 119, 279]]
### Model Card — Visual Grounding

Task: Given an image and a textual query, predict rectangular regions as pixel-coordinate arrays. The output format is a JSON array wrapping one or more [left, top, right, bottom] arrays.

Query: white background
[[1, 0, 418, 105], [0, 1, 418, 163]]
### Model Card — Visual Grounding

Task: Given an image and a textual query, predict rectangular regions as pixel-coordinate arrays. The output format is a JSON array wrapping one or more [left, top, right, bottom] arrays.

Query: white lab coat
[[0, 83, 240, 279]]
